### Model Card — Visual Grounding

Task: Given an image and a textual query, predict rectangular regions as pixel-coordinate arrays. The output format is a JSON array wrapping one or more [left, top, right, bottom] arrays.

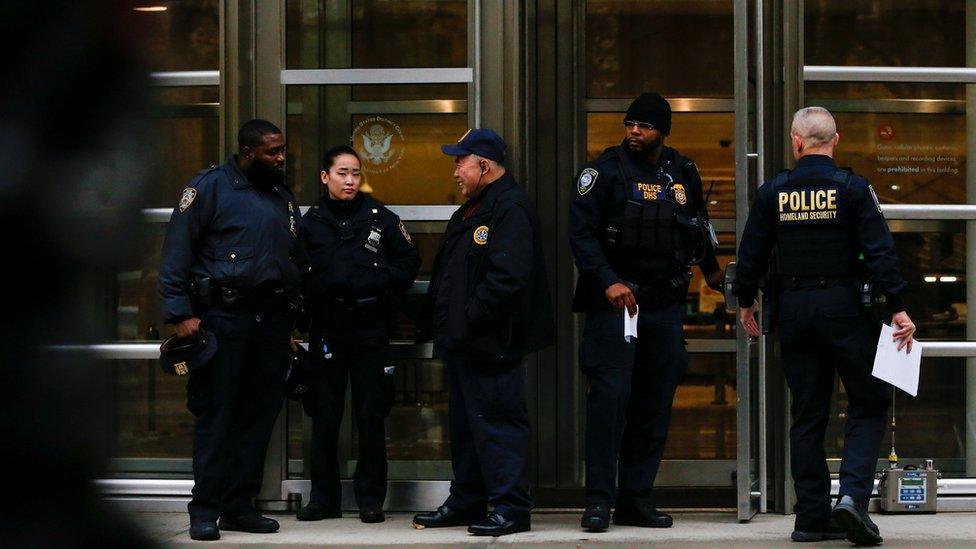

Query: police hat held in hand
[[159, 330, 217, 376]]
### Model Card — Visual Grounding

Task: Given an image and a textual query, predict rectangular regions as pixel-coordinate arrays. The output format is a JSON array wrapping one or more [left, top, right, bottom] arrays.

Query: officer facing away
[[297, 146, 420, 523], [734, 107, 916, 546], [570, 93, 724, 532], [159, 119, 304, 541], [413, 128, 555, 537]]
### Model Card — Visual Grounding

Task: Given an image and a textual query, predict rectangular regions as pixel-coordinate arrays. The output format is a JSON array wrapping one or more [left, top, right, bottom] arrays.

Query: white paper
[[871, 323, 922, 397], [624, 305, 639, 342]]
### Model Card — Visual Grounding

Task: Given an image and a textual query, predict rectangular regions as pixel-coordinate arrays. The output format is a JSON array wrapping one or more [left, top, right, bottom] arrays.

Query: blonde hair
[[791, 106, 837, 146]]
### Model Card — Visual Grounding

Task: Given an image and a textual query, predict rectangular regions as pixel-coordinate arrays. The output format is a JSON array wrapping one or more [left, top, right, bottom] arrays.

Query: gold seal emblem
[[174, 361, 189, 376], [473, 225, 490, 246], [673, 183, 687, 205], [178, 188, 197, 213]]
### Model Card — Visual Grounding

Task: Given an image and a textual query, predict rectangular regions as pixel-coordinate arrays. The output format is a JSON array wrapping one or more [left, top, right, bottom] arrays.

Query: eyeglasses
[[623, 120, 655, 131]]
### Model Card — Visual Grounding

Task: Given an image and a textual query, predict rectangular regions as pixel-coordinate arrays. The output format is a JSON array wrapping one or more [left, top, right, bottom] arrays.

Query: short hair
[[791, 107, 837, 146], [238, 119, 282, 150], [321, 145, 360, 172]]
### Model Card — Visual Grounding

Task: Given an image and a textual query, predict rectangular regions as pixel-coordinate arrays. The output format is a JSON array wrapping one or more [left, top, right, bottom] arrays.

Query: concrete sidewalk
[[135, 510, 976, 548]]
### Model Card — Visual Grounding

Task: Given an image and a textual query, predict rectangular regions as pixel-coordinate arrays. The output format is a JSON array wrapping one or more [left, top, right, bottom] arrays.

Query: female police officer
[[297, 146, 420, 523]]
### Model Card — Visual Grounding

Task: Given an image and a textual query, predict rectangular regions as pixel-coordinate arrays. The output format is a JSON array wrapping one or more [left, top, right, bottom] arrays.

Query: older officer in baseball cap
[[412, 128, 554, 537]]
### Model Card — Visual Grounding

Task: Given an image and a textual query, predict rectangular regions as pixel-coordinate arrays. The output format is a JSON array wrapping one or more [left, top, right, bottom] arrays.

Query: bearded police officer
[[297, 146, 420, 524], [159, 119, 303, 541], [734, 107, 916, 546], [570, 93, 723, 532], [412, 129, 554, 537]]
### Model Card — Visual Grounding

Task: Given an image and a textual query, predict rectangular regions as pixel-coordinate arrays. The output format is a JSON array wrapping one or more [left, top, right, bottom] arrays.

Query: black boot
[[580, 504, 610, 532], [831, 495, 883, 546], [189, 520, 219, 541], [412, 505, 483, 528], [218, 513, 280, 534], [791, 516, 847, 542], [613, 502, 673, 528], [359, 507, 385, 523], [467, 512, 530, 537], [296, 501, 341, 521]]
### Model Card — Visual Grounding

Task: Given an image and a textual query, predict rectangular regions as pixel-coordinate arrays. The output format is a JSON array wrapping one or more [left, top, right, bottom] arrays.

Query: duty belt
[[191, 277, 298, 313], [778, 275, 856, 290]]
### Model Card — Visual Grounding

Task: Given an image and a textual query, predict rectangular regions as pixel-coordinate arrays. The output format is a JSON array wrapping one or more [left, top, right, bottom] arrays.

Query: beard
[[248, 162, 284, 188]]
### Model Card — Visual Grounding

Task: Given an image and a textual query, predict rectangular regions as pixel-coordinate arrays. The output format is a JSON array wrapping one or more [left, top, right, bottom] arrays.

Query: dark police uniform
[[418, 172, 554, 525], [159, 156, 303, 523], [734, 154, 906, 531], [300, 192, 420, 513], [570, 142, 719, 511]]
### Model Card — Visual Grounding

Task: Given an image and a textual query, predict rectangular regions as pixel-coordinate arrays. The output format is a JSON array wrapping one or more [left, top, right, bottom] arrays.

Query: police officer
[[158, 119, 303, 541], [570, 93, 723, 532], [734, 107, 916, 546], [296, 146, 420, 524], [412, 129, 554, 537]]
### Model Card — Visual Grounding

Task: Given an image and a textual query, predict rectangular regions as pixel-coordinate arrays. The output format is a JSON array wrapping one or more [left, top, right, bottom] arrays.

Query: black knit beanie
[[624, 92, 672, 135]]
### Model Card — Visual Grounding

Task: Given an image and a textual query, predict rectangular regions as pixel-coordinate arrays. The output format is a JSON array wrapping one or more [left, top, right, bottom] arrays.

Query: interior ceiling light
[[924, 276, 937, 283], [939, 276, 958, 283], [890, 184, 900, 191], [134, 6, 167, 12]]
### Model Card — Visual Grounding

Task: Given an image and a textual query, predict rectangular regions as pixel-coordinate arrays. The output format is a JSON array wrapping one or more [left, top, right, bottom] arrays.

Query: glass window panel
[[892, 231, 966, 337], [804, 0, 966, 68], [146, 87, 221, 208], [826, 358, 967, 473], [665, 353, 736, 459], [794, 106, 967, 205], [286, 0, 468, 70], [111, 359, 194, 469], [585, 0, 733, 98], [806, 81, 965, 103], [136, 0, 220, 71], [286, 85, 468, 206]]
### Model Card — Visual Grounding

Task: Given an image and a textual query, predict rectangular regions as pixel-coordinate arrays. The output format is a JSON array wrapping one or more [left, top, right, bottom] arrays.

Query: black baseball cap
[[440, 128, 507, 163], [159, 331, 217, 376]]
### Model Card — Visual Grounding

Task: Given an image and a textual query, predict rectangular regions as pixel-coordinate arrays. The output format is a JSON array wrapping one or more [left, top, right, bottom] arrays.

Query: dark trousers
[[580, 302, 687, 507], [776, 285, 889, 529], [303, 331, 393, 509], [187, 308, 289, 522], [443, 357, 532, 523]]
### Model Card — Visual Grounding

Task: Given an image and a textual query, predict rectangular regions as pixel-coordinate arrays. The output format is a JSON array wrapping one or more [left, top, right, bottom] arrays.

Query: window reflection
[[666, 354, 736, 459], [585, 0, 733, 98], [138, 0, 220, 72]]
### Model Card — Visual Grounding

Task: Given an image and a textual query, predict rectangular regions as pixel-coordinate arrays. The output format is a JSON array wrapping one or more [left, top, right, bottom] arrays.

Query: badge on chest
[[365, 226, 383, 252]]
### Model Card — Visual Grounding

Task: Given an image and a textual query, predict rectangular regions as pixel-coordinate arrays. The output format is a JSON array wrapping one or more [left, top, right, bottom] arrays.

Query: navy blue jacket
[[419, 173, 555, 362], [734, 154, 906, 311], [569, 143, 719, 311], [158, 156, 303, 323], [301, 192, 420, 312]]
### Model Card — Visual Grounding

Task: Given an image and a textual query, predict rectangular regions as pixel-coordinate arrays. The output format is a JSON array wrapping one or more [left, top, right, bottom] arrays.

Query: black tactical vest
[[772, 169, 857, 277], [604, 146, 705, 275]]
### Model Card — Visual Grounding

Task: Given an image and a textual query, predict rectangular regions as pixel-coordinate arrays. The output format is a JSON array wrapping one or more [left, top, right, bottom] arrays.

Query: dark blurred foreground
[[1, 2, 155, 546]]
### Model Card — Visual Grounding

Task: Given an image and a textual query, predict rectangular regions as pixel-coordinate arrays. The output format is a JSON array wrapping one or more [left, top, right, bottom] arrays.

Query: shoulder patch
[[398, 220, 413, 245], [473, 225, 490, 246], [868, 184, 882, 214], [178, 188, 197, 213], [578, 168, 599, 196]]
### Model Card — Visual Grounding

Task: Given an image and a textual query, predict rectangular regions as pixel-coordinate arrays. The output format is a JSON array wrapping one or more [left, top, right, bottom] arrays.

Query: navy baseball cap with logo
[[159, 330, 217, 376], [440, 128, 507, 163]]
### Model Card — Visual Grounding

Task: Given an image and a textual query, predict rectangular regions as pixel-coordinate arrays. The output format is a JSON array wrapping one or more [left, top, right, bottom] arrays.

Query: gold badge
[[178, 188, 197, 213], [473, 225, 490, 246], [174, 361, 189, 376], [673, 183, 687, 205], [398, 220, 413, 244]]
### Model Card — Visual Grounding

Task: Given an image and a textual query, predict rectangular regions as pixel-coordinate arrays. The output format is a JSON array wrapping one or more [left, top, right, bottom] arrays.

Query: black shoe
[[360, 507, 385, 523], [412, 505, 483, 529], [189, 520, 219, 541], [296, 501, 341, 521], [218, 513, 280, 534], [613, 503, 673, 528], [831, 495, 883, 546], [467, 512, 530, 537], [791, 516, 847, 542], [581, 504, 610, 532]]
